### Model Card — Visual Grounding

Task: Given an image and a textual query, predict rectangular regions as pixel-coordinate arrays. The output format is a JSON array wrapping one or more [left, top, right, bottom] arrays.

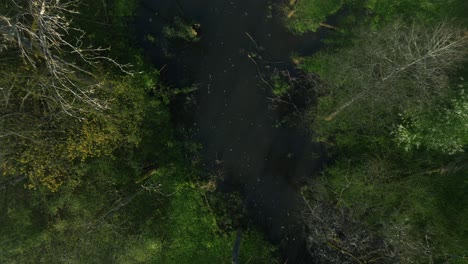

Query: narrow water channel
[[136, 1, 326, 262]]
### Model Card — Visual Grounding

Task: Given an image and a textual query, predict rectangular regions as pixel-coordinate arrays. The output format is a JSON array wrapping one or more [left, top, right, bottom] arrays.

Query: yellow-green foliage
[[66, 75, 147, 161], [0, 72, 154, 190]]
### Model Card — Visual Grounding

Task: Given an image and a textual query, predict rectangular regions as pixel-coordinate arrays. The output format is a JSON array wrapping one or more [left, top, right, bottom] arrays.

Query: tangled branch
[[0, 0, 131, 116]]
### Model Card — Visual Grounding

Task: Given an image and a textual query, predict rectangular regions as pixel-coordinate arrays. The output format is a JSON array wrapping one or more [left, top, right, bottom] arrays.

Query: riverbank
[[296, 0, 468, 262]]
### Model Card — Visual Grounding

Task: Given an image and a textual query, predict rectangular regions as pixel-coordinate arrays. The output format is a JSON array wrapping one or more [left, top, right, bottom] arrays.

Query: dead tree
[[322, 21, 468, 121], [0, 0, 130, 188], [0, 0, 130, 116], [302, 198, 398, 263]]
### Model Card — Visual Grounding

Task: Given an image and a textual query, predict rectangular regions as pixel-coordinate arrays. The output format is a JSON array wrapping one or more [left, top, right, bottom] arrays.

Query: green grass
[[284, 0, 344, 34], [153, 182, 278, 264]]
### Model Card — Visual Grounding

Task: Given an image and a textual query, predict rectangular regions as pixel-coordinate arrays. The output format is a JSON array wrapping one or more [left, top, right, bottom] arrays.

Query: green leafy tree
[[0, 71, 154, 190], [396, 89, 468, 154]]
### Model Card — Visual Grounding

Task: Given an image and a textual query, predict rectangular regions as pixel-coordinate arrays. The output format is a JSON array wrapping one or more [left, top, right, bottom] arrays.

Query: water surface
[[136, 1, 326, 262]]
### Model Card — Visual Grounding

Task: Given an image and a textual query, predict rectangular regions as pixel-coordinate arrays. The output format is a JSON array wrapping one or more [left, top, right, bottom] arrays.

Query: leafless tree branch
[[324, 21, 468, 121], [0, 0, 131, 116]]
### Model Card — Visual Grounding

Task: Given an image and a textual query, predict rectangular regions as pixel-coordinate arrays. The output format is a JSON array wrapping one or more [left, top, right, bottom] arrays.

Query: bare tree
[[0, 0, 130, 116], [320, 21, 468, 121], [0, 0, 131, 189], [302, 197, 398, 264]]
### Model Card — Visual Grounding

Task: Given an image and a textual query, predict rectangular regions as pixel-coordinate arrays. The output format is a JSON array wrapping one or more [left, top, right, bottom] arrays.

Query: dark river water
[[136, 1, 326, 262]]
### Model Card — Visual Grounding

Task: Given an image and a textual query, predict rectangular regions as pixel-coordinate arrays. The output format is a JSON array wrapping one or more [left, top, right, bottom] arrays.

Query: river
[[136, 0, 326, 262]]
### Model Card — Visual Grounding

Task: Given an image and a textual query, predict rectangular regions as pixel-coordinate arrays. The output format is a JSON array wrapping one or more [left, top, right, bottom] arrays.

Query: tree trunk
[[324, 90, 367, 121], [319, 23, 338, 30], [231, 229, 242, 264]]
